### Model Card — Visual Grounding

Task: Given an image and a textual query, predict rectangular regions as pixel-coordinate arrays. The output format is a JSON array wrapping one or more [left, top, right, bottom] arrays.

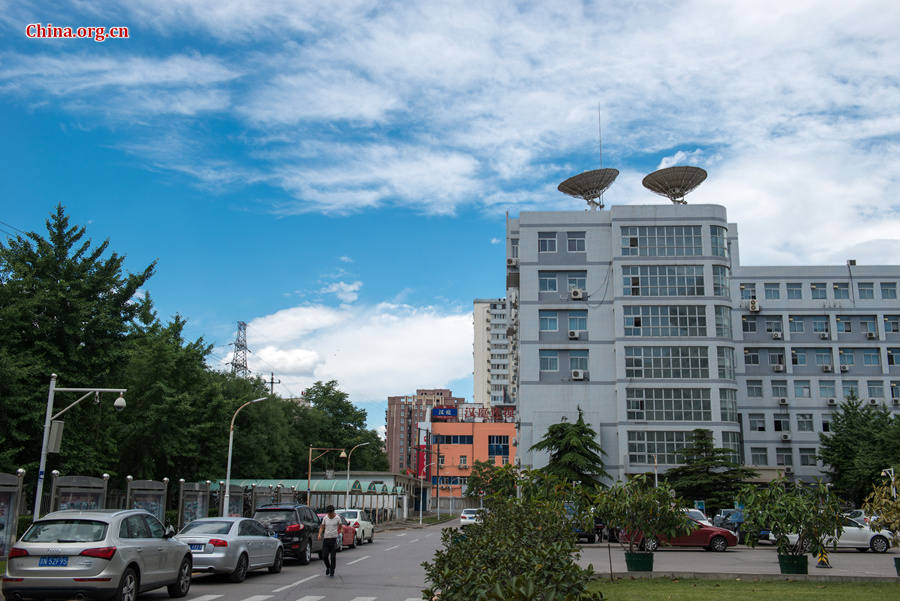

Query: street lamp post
[[223, 397, 266, 516], [34, 374, 126, 521], [306, 447, 346, 506], [344, 442, 371, 510], [419, 461, 437, 527], [883, 467, 896, 499]]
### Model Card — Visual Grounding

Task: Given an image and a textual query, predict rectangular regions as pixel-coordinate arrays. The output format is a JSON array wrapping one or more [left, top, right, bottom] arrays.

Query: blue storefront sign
[[431, 407, 458, 418]]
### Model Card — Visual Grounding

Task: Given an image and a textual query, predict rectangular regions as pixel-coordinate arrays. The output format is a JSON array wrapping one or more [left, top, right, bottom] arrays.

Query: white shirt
[[321, 514, 342, 539]]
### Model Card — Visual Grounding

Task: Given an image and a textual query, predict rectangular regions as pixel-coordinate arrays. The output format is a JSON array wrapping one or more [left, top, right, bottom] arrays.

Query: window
[[863, 349, 880, 366], [749, 413, 766, 431], [868, 380, 884, 398], [624, 346, 710, 379], [765, 316, 783, 333], [626, 388, 711, 421], [833, 282, 849, 299], [144, 516, 165, 538], [740, 283, 756, 300], [717, 347, 735, 379], [627, 430, 690, 464], [747, 380, 763, 397], [886, 316, 900, 333], [621, 225, 702, 257], [839, 349, 855, 366], [881, 282, 897, 299], [891, 349, 900, 366], [769, 351, 785, 367], [820, 380, 836, 397], [764, 283, 780, 300], [786, 283, 802, 299], [622, 265, 704, 296], [772, 380, 788, 397], [776, 448, 793, 466], [720, 389, 738, 422], [836, 317, 851, 333], [811, 316, 828, 333], [568, 310, 587, 332], [710, 225, 728, 257], [511, 238, 518, 258], [794, 380, 811, 397], [858, 282, 874, 299], [623, 305, 707, 337], [797, 413, 813, 432], [713, 265, 729, 297], [742, 316, 757, 333], [539, 350, 558, 371], [842, 380, 859, 398], [569, 350, 588, 371], [744, 348, 759, 366], [458, 455, 467, 466], [539, 272, 558, 292], [810, 282, 826, 299], [751, 447, 768, 465], [799, 448, 817, 466], [822, 415, 832, 432], [488, 435, 509, 459], [715, 306, 732, 338], [432, 435, 474, 444], [539, 311, 558, 332], [120, 516, 151, 539], [815, 349, 833, 367], [861, 316, 876, 333], [789, 316, 804, 333], [892, 381, 900, 400], [567, 272, 587, 291], [721, 432, 740, 463], [538, 232, 557, 253], [567, 232, 585, 252], [791, 349, 807, 366]]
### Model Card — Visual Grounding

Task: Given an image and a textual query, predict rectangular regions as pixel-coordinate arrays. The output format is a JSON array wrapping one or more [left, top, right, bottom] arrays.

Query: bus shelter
[[274, 484, 297, 504], [125, 477, 168, 523], [50, 474, 109, 513], [307, 479, 362, 512], [251, 484, 276, 512], [0, 470, 25, 558], [217, 483, 244, 517], [177, 480, 210, 528]]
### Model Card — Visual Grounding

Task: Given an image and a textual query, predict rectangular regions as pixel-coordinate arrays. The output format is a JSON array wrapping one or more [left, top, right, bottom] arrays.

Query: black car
[[253, 504, 323, 564]]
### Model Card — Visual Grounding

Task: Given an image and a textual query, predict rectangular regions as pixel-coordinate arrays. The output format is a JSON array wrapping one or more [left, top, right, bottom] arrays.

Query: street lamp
[[882, 467, 896, 499], [419, 461, 437, 527], [34, 374, 127, 520], [344, 442, 370, 510], [223, 397, 266, 516], [307, 447, 346, 506]]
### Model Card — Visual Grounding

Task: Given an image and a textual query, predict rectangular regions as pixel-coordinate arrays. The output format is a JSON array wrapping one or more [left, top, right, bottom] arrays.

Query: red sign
[[461, 406, 516, 422], [416, 445, 427, 479]]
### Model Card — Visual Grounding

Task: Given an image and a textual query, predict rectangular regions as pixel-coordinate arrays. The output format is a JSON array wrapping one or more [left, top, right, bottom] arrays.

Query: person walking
[[318, 504, 343, 577]]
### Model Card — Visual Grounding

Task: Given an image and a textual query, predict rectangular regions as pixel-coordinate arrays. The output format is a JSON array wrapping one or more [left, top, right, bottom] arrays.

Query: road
[[142, 524, 446, 601]]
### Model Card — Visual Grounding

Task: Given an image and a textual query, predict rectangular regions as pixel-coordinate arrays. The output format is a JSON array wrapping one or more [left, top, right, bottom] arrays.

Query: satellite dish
[[558, 168, 619, 210], [642, 166, 707, 204]]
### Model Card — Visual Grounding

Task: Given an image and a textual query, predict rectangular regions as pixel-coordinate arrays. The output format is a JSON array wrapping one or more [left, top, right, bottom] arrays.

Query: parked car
[[338, 509, 374, 545], [564, 503, 598, 544], [844, 509, 877, 526], [682, 508, 713, 527], [623, 518, 738, 552], [713, 508, 739, 529], [252, 504, 322, 564], [778, 516, 892, 553], [316, 513, 357, 551], [2, 509, 192, 601], [176, 517, 282, 582], [459, 508, 483, 526]]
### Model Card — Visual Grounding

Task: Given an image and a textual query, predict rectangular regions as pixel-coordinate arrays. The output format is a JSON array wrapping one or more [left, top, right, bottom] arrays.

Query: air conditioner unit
[[773, 364, 785, 372], [822, 365, 833, 373], [827, 398, 837, 405], [840, 365, 850, 372], [749, 299, 761, 312], [771, 331, 783, 340], [570, 288, 585, 300], [568, 330, 579, 340], [819, 332, 830, 339], [778, 398, 788, 405], [780, 433, 791, 441], [458, 463, 470, 469], [866, 331, 877, 340], [784, 466, 793, 474], [869, 399, 879, 406], [571, 369, 585, 381], [507, 258, 519, 267]]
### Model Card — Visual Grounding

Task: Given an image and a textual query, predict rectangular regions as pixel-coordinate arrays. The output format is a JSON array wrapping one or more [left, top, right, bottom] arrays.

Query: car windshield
[[253, 510, 294, 526], [180, 521, 233, 535], [685, 510, 706, 521], [23, 519, 108, 543], [339, 511, 358, 520], [462, 509, 477, 515]]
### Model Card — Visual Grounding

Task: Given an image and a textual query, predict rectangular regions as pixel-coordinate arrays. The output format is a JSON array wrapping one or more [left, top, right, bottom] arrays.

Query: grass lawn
[[586, 577, 898, 601]]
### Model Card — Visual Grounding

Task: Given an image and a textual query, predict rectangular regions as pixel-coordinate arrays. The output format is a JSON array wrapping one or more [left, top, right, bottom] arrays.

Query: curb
[[588, 571, 900, 584]]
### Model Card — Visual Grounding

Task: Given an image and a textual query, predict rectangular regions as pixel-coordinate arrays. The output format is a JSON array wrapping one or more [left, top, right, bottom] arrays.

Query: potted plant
[[593, 475, 693, 572], [739, 477, 843, 575], [863, 472, 900, 577]]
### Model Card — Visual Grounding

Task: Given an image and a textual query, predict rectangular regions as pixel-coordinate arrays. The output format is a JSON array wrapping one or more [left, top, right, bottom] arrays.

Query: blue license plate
[[39, 556, 68, 567], [189, 544, 205, 551]]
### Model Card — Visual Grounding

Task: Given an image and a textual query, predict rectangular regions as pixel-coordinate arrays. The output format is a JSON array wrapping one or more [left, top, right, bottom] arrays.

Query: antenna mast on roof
[[557, 107, 618, 210]]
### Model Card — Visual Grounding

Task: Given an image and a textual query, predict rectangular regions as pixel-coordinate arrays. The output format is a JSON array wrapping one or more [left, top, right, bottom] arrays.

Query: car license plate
[[189, 544, 205, 551], [39, 556, 68, 567]]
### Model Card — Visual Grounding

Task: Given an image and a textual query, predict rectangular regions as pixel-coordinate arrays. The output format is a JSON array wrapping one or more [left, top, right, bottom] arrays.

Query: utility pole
[[229, 321, 250, 378], [265, 372, 281, 394]]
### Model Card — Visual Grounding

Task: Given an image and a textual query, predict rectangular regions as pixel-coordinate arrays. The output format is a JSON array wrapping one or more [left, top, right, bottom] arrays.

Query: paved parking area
[[577, 542, 899, 580]]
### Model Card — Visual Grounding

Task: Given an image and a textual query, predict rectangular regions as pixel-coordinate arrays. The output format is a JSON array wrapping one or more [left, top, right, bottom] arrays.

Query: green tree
[[818, 396, 900, 504], [465, 461, 518, 499], [529, 407, 609, 489], [663, 428, 757, 514]]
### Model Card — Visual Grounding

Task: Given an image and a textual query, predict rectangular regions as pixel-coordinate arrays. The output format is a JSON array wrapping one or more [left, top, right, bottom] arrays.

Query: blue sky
[[2, 1, 899, 435]]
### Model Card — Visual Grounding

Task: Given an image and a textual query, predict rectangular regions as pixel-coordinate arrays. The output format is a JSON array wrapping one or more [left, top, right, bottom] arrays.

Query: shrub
[[863, 476, 900, 548]]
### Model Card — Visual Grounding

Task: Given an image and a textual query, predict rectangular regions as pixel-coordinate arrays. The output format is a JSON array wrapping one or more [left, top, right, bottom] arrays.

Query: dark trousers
[[322, 537, 338, 573]]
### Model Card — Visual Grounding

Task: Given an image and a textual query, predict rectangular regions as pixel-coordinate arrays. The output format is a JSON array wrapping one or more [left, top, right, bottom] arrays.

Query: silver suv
[[3, 509, 192, 601]]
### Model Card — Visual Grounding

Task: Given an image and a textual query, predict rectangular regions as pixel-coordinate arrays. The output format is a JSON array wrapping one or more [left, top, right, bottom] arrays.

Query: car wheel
[[299, 538, 312, 565], [113, 567, 138, 601], [229, 553, 249, 583], [367, 528, 374, 544], [642, 537, 659, 552], [167, 556, 192, 598], [349, 533, 356, 549], [710, 535, 728, 552], [268, 548, 283, 573], [871, 535, 889, 553]]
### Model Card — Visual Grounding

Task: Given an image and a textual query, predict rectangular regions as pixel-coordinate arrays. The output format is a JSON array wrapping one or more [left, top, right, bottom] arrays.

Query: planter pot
[[778, 554, 808, 575], [894, 557, 900, 577], [624, 551, 654, 572]]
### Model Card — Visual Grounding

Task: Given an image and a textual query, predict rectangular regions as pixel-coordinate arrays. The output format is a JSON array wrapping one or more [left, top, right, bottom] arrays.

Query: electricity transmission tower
[[229, 321, 250, 378]]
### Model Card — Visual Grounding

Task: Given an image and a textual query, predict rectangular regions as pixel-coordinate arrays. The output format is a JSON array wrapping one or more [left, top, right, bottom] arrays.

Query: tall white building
[[473, 298, 516, 406]]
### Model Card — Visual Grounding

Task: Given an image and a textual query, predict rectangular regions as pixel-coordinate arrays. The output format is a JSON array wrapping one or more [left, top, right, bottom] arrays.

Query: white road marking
[[296, 597, 324, 601], [240, 596, 272, 601], [384, 544, 400, 551], [405, 598, 423, 601], [346, 555, 371, 565], [348, 598, 376, 601], [409, 538, 420, 543], [424, 533, 433, 537], [190, 596, 223, 601], [272, 575, 319, 593], [395, 532, 407, 536]]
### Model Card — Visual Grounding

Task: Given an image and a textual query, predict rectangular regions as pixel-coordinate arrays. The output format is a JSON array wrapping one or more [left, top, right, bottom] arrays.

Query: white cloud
[[658, 149, 706, 170], [490, 237, 501, 245], [339, 256, 354, 263], [375, 425, 386, 440], [321, 281, 363, 304]]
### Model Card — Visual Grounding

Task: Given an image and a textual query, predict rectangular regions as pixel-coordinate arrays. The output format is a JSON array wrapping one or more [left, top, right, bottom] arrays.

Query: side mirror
[[164, 525, 176, 539]]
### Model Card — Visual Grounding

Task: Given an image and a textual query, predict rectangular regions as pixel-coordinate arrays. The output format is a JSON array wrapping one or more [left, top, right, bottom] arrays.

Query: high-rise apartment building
[[385, 388, 464, 474], [507, 203, 900, 482], [473, 298, 515, 406]]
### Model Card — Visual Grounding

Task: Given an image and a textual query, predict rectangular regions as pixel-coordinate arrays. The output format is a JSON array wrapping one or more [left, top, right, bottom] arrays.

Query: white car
[[338, 509, 374, 545], [777, 517, 892, 553], [683, 508, 713, 527], [459, 508, 483, 526]]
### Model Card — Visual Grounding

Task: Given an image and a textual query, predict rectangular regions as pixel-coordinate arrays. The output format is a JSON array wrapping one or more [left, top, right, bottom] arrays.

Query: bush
[[165, 510, 179, 529], [863, 476, 900, 548]]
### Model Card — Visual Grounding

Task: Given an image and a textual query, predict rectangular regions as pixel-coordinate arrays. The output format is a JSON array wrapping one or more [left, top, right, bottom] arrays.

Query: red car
[[317, 513, 358, 551], [623, 519, 738, 552]]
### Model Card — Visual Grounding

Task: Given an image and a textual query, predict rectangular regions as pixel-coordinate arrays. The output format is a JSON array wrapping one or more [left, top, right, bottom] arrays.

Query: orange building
[[428, 421, 517, 507]]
